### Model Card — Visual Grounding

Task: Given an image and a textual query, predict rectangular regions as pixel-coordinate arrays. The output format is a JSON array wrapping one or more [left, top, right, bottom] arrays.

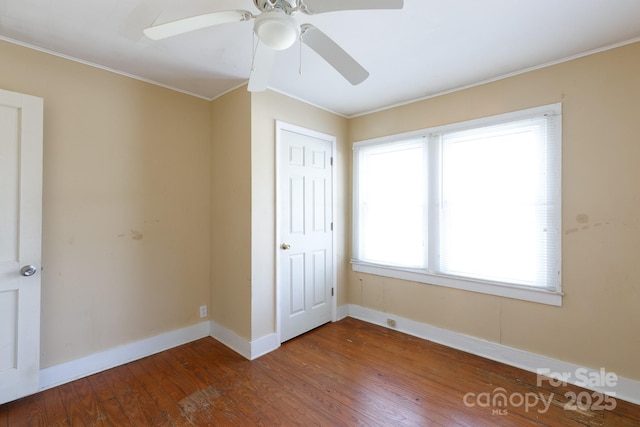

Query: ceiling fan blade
[[144, 10, 252, 40], [300, 0, 403, 14], [248, 42, 277, 92], [300, 25, 369, 85]]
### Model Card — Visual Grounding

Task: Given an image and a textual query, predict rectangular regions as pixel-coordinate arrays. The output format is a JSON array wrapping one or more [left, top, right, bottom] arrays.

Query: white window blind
[[352, 104, 562, 305], [440, 117, 559, 287], [357, 139, 425, 267]]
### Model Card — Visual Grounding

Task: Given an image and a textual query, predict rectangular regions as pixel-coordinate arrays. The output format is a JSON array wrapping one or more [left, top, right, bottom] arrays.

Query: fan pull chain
[[251, 32, 258, 71], [298, 38, 302, 75]]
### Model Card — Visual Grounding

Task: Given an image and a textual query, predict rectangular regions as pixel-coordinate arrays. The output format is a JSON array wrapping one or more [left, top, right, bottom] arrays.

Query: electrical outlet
[[387, 318, 396, 328], [199, 305, 208, 318]]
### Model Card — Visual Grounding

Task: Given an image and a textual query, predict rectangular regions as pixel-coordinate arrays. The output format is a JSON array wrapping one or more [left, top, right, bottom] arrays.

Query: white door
[[277, 122, 335, 343], [0, 88, 43, 404]]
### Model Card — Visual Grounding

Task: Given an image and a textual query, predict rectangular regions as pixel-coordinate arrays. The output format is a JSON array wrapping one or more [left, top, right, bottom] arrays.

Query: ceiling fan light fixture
[[253, 11, 299, 51]]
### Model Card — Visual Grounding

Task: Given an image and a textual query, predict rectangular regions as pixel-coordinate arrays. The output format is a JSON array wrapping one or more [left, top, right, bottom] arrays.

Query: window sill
[[351, 260, 563, 306]]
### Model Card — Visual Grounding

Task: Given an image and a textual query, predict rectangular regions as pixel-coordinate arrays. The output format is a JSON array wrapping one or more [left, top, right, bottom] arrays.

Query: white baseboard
[[39, 321, 211, 391], [209, 321, 280, 361], [39, 319, 279, 394], [347, 304, 640, 405], [336, 304, 349, 320], [249, 333, 280, 360], [37, 307, 640, 407], [209, 321, 251, 359]]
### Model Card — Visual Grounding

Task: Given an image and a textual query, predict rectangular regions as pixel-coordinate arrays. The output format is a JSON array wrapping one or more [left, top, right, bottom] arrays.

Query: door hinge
[[331, 288, 334, 297], [331, 222, 333, 231], [330, 157, 333, 166]]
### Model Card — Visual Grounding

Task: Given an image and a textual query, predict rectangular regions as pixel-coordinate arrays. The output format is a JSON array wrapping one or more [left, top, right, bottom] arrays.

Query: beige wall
[[0, 40, 212, 368], [210, 88, 253, 339], [1, 37, 348, 367], [3, 33, 637, 383], [250, 90, 349, 340], [209, 88, 348, 342], [348, 42, 640, 380]]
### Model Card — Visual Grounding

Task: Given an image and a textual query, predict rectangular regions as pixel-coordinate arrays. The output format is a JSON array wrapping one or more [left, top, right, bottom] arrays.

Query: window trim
[[352, 104, 563, 306]]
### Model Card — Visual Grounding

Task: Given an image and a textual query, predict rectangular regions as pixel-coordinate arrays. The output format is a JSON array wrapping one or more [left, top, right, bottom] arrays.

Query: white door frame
[[275, 120, 337, 343]]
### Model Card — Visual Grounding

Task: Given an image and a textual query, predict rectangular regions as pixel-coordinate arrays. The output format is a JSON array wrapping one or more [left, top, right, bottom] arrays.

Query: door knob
[[20, 265, 38, 277], [281, 243, 291, 250]]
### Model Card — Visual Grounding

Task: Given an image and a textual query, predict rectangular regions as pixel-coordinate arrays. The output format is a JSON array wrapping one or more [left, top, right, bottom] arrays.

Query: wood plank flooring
[[1, 317, 638, 426]]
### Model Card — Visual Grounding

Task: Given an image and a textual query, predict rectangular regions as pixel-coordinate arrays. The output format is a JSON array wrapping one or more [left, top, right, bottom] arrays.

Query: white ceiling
[[1, 0, 639, 117]]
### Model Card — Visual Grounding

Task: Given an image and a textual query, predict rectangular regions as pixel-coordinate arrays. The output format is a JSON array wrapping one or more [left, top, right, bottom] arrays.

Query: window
[[352, 104, 562, 305]]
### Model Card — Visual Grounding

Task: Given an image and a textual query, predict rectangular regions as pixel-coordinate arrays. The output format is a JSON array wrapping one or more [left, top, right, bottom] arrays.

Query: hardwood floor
[[1, 317, 638, 426]]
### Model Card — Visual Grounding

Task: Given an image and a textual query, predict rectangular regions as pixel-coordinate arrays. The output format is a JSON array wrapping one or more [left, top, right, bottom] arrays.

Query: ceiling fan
[[144, 0, 404, 92]]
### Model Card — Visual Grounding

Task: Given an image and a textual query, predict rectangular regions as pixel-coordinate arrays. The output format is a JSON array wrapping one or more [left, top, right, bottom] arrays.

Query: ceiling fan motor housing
[[254, 10, 300, 51]]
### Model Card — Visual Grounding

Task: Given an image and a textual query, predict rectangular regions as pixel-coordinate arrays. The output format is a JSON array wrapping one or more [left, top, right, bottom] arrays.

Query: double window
[[352, 104, 562, 305]]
